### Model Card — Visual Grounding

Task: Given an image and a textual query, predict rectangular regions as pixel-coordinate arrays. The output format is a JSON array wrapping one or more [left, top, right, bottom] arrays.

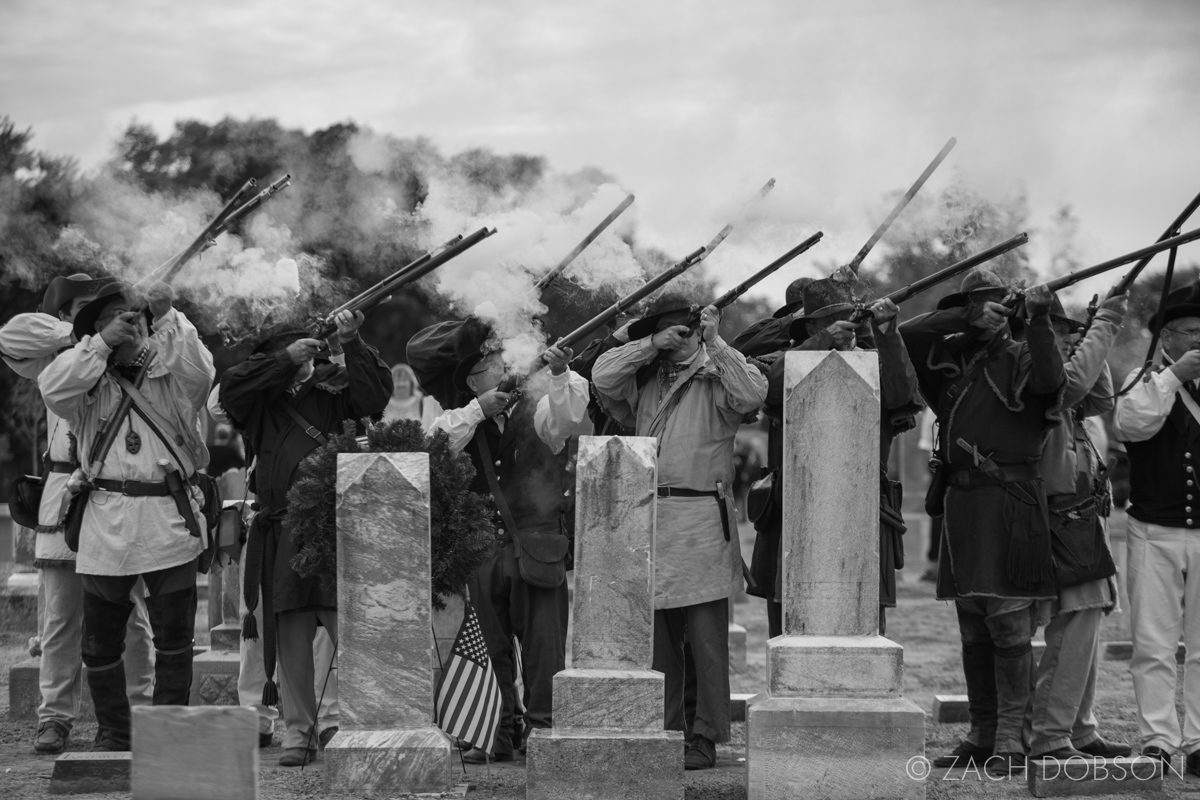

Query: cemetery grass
[[2, 518, 1200, 799]]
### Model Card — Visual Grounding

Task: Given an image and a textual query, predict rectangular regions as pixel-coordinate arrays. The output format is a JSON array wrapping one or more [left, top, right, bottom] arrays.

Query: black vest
[[1125, 390, 1200, 529], [466, 398, 574, 533]]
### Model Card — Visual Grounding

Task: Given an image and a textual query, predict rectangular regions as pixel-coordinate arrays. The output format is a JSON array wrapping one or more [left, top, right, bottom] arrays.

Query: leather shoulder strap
[[110, 370, 196, 476], [282, 403, 328, 445], [473, 427, 519, 535]]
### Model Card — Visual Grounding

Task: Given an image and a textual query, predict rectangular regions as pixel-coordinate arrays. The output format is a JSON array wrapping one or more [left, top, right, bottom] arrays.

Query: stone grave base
[[767, 635, 903, 697], [746, 696, 925, 800], [554, 668, 663, 730], [324, 726, 453, 797], [1027, 755, 1163, 797], [50, 752, 131, 794], [190, 648, 239, 706], [526, 727, 684, 800]]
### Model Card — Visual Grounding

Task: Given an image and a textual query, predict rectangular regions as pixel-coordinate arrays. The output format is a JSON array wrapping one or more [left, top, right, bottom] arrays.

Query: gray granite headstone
[[324, 452, 453, 796], [527, 435, 683, 800], [747, 351, 926, 800], [131, 705, 257, 799]]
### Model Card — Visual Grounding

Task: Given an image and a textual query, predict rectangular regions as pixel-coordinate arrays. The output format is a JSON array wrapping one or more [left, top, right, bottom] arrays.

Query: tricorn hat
[[1148, 280, 1200, 333], [71, 281, 152, 341], [787, 266, 871, 340], [40, 273, 111, 318], [627, 293, 695, 341], [935, 266, 1010, 310]]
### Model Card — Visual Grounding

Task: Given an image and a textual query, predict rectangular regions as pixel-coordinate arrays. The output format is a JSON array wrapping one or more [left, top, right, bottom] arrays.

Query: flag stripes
[[434, 601, 501, 753]]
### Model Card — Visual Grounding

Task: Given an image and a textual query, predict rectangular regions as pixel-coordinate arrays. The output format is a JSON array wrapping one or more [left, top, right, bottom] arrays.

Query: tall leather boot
[[988, 643, 1033, 776], [87, 660, 131, 751], [963, 641, 998, 749], [82, 591, 134, 751], [146, 587, 197, 705], [932, 641, 996, 768]]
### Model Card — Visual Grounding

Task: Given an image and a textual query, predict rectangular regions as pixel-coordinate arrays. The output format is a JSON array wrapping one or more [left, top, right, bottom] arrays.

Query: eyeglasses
[[1166, 326, 1200, 340]]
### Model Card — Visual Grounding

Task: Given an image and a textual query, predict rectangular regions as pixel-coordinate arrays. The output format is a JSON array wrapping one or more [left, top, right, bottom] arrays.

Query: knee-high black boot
[[87, 660, 132, 751], [963, 641, 998, 749], [146, 586, 197, 705], [82, 591, 135, 751]]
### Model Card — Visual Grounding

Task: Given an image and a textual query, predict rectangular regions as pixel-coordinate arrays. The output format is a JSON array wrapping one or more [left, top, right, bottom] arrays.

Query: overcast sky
[[3, 0, 1199, 300]]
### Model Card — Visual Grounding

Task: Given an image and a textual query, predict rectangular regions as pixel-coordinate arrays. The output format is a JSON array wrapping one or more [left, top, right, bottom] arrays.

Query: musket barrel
[[330, 234, 464, 316], [313, 227, 496, 339], [887, 232, 1029, 304], [1048, 224, 1200, 293], [712, 231, 824, 310], [1113, 189, 1200, 293], [848, 137, 957, 273], [535, 193, 636, 292]]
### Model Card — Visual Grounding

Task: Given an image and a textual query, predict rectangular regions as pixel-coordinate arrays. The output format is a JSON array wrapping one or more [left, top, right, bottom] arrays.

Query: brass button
[[494, 459, 502, 467]]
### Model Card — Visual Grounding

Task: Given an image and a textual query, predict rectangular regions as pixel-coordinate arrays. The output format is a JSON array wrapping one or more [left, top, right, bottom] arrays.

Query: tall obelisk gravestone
[[746, 351, 925, 800], [527, 436, 683, 800], [325, 453, 453, 796]]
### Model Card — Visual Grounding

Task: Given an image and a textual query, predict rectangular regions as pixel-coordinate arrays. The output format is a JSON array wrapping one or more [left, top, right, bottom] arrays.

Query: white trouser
[[1126, 517, 1200, 754]]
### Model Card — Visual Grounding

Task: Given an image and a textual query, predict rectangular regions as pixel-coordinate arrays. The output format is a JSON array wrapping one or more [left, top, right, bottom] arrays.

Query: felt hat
[[627, 293, 695, 341], [71, 281, 152, 341], [1148, 280, 1200, 333], [787, 266, 872, 340], [251, 324, 312, 356], [771, 277, 814, 319], [935, 266, 1009, 310], [40, 273, 111, 318]]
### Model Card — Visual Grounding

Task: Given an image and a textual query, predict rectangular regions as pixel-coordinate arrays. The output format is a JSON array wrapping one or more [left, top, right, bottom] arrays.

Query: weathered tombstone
[[324, 452, 453, 796], [3, 512, 39, 633], [131, 705, 257, 799], [746, 351, 925, 800], [527, 435, 683, 800]]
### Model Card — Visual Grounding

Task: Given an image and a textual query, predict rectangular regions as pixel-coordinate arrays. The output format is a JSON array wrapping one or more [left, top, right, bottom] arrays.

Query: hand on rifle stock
[[477, 389, 512, 418], [1024, 284, 1053, 318], [698, 305, 719, 344], [99, 311, 144, 349], [543, 345, 574, 376], [285, 338, 324, 365], [333, 310, 364, 342], [652, 325, 691, 352], [969, 301, 1010, 336], [825, 320, 858, 351], [1101, 289, 1128, 315], [867, 298, 898, 326], [1170, 350, 1200, 383]]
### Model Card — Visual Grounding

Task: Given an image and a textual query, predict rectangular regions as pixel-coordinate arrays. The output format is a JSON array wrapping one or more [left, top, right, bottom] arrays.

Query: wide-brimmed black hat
[[936, 266, 1009, 310], [71, 281, 152, 341], [771, 277, 814, 319], [41, 273, 111, 318], [251, 325, 311, 356], [1149, 280, 1200, 333], [787, 266, 872, 340], [627, 293, 694, 341]]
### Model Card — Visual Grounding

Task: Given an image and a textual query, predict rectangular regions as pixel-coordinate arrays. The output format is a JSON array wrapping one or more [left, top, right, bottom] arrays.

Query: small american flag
[[435, 601, 501, 753]]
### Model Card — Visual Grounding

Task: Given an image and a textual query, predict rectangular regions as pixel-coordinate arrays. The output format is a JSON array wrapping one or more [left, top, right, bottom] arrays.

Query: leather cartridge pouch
[[512, 528, 569, 589]]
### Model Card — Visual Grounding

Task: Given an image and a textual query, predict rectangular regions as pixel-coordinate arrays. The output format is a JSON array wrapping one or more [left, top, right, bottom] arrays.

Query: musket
[[556, 225, 734, 353], [535, 193, 636, 292], [312, 226, 497, 339], [989, 225, 1200, 319], [846, 137, 957, 274], [1046, 225, 1200, 294], [141, 173, 293, 287], [328, 234, 463, 318], [684, 231, 825, 327], [1111, 188, 1200, 295], [850, 232, 1030, 322]]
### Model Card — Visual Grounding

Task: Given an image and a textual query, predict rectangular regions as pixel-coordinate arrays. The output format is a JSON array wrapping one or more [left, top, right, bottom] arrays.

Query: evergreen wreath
[[286, 418, 494, 609]]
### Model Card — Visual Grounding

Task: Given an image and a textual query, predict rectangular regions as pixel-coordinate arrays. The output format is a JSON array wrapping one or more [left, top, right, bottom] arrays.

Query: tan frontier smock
[[592, 336, 767, 609]]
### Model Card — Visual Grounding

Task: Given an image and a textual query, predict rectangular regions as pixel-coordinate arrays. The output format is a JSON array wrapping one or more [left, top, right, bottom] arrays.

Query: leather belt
[[946, 463, 1040, 490], [656, 487, 732, 541], [46, 460, 76, 474], [92, 474, 198, 497], [657, 487, 719, 499]]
